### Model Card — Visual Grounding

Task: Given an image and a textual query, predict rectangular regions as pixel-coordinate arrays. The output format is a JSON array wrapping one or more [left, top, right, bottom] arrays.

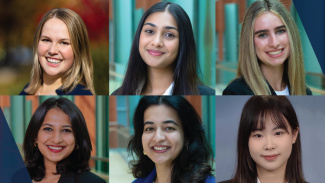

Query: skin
[[35, 108, 75, 183], [254, 12, 290, 91], [37, 18, 74, 95], [142, 105, 184, 183], [139, 11, 179, 95], [248, 116, 298, 183]]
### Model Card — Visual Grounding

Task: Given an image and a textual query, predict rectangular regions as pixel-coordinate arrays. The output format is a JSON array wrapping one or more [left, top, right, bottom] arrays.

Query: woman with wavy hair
[[223, 0, 311, 95], [23, 97, 104, 183], [219, 96, 307, 183], [112, 2, 215, 95], [128, 96, 215, 183], [20, 8, 94, 95]]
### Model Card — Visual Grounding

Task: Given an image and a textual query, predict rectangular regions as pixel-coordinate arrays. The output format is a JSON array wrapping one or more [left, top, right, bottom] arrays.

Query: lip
[[266, 48, 284, 58], [151, 145, 170, 153], [47, 145, 66, 153], [46, 57, 62, 67], [262, 154, 279, 161], [148, 49, 164, 56]]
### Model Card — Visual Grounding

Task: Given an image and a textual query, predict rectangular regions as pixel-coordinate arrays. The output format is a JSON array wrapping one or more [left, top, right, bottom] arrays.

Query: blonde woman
[[20, 8, 94, 95], [223, 0, 311, 95]]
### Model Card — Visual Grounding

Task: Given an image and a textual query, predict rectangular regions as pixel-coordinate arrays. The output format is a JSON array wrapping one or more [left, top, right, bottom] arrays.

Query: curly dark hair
[[23, 97, 92, 181], [128, 96, 213, 183]]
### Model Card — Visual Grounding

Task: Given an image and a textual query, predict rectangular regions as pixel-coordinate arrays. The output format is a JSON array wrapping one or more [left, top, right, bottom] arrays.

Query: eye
[[164, 32, 175, 38], [258, 33, 267, 38], [253, 134, 262, 138], [275, 131, 283, 136], [41, 39, 50, 42], [62, 129, 72, 133], [144, 127, 154, 132], [43, 127, 53, 131], [61, 41, 70, 45], [165, 126, 175, 131], [276, 29, 286, 34], [144, 29, 154, 34]]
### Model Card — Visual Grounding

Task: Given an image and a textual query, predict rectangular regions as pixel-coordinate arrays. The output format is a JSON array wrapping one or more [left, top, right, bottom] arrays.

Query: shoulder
[[74, 171, 106, 183], [204, 175, 216, 183], [59, 84, 93, 95], [132, 168, 156, 183], [19, 83, 30, 95], [218, 179, 232, 183], [222, 77, 254, 95], [197, 85, 215, 95], [111, 87, 121, 95]]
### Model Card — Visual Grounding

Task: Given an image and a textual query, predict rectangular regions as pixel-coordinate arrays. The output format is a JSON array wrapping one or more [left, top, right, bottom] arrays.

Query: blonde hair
[[25, 8, 95, 94], [237, 0, 306, 95]]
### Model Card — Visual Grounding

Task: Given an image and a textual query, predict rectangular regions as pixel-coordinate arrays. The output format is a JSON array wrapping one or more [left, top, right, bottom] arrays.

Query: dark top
[[19, 83, 93, 95], [222, 77, 312, 95], [132, 167, 216, 183], [111, 84, 215, 95], [58, 171, 106, 183], [218, 180, 232, 183]]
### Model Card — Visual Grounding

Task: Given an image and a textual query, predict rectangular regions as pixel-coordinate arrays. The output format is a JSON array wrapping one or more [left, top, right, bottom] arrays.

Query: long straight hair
[[25, 8, 94, 94], [118, 2, 201, 95], [232, 96, 307, 183], [237, 0, 307, 95]]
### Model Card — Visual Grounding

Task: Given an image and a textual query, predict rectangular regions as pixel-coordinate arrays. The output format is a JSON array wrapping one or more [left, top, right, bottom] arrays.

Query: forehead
[[42, 108, 71, 126], [254, 113, 290, 131], [41, 18, 70, 38], [144, 11, 178, 29], [254, 12, 284, 31], [143, 105, 181, 124]]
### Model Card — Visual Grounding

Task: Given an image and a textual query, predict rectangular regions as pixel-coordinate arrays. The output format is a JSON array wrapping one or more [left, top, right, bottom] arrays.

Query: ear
[[292, 127, 299, 144]]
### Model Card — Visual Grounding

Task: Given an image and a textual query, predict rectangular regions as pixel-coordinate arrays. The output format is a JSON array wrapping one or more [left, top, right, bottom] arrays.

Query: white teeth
[[48, 146, 63, 150], [47, 58, 61, 64], [267, 50, 282, 55], [154, 147, 167, 151]]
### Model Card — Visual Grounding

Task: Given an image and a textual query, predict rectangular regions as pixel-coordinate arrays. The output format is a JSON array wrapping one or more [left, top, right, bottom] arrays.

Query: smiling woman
[[223, 0, 311, 95], [111, 2, 215, 95], [23, 97, 105, 183], [19, 8, 94, 95], [128, 96, 215, 183]]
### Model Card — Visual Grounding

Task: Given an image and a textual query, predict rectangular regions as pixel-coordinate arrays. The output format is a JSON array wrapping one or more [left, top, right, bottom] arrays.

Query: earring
[[143, 151, 147, 155], [34, 142, 37, 147]]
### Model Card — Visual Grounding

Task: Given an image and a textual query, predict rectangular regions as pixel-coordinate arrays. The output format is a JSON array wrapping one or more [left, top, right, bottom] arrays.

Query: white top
[[275, 85, 289, 95], [136, 80, 174, 95], [257, 178, 288, 183], [163, 82, 174, 95]]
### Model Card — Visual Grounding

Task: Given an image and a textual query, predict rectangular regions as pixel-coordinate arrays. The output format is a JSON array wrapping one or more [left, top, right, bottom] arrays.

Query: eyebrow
[[40, 35, 70, 41], [254, 25, 286, 35], [144, 120, 179, 126], [42, 123, 72, 128], [143, 23, 179, 32]]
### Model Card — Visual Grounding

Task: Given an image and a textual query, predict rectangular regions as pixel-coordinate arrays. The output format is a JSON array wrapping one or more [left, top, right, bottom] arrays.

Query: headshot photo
[[109, 96, 216, 182], [109, 0, 216, 95], [215, 0, 324, 95], [0, 96, 109, 182], [0, 0, 108, 95], [215, 96, 325, 183]]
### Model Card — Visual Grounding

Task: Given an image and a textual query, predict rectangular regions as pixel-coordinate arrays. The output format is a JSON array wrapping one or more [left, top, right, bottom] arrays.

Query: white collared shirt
[[275, 85, 289, 95], [257, 177, 288, 183]]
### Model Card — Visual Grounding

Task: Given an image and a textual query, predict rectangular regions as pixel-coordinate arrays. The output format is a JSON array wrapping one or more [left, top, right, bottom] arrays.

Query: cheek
[[61, 47, 74, 60], [37, 42, 47, 56]]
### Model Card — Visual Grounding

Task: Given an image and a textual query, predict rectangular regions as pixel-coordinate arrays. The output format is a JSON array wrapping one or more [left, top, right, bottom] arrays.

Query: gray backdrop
[[215, 96, 325, 183]]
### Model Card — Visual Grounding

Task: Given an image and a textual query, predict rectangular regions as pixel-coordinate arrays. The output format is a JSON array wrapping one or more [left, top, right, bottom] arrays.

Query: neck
[[142, 67, 174, 95], [155, 164, 172, 183], [257, 163, 287, 183], [260, 64, 285, 91], [42, 159, 61, 182], [39, 73, 63, 95]]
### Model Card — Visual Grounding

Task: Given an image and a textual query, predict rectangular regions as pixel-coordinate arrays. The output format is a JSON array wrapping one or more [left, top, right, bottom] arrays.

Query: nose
[[153, 129, 166, 143], [52, 131, 63, 144], [152, 34, 163, 48], [264, 136, 276, 150], [268, 33, 280, 48], [48, 43, 59, 55]]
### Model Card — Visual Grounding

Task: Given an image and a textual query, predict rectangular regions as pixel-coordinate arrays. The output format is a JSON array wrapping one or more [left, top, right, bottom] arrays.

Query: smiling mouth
[[151, 146, 170, 153], [47, 145, 65, 153], [148, 50, 164, 56], [262, 154, 279, 160], [46, 57, 62, 64], [266, 49, 284, 56]]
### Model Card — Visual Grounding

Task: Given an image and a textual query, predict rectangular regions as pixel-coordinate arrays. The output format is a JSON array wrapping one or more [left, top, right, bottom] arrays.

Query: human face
[[254, 12, 290, 69], [38, 18, 74, 79], [248, 116, 298, 174], [139, 11, 179, 70], [35, 108, 75, 166], [142, 105, 184, 167]]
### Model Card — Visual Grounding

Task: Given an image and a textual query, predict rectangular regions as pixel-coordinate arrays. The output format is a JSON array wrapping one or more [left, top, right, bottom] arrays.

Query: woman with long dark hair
[[23, 97, 104, 183], [219, 96, 307, 183], [128, 96, 215, 183], [112, 2, 215, 95]]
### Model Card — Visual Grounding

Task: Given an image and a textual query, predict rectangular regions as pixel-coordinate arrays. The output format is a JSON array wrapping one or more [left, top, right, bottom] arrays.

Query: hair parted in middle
[[237, 0, 307, 95], [23, 97, 92, 181], [232, 96, 307, 183], [25, 8, 95, 94], [118, 2, 201, 95], [128, 96, 213, 183]]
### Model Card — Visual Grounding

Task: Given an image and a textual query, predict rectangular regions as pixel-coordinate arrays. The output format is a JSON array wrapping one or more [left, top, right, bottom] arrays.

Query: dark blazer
[[132, 167, 216, 183], [58, 171, 106, 183], [19, 84, 93, 95], [222, 77, 312, 95], [111, 84, 215, 95], [218, 180, 232, 183]]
